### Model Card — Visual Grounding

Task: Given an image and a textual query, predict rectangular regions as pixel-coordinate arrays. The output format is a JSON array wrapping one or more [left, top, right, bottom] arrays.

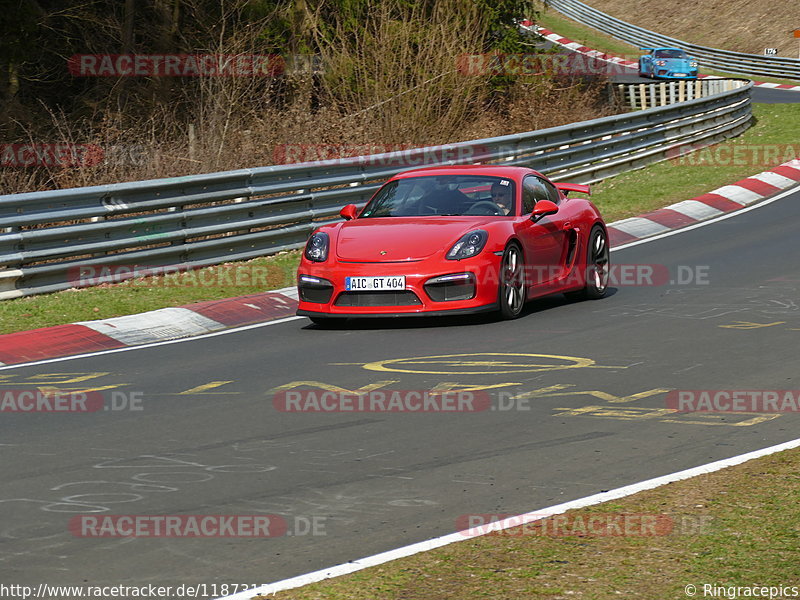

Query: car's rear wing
[[555, 182, 590, 196]]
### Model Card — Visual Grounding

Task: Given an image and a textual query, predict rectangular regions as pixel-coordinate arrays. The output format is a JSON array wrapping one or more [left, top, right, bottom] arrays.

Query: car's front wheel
[[498, 244, 526, 319], [565, 224, 610, 301]]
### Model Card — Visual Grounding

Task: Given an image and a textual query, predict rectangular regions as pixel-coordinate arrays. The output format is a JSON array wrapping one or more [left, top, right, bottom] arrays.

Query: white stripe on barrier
[[712, 185, 765, 205], [665, 199, 724, 220], [608, 217, 670, 237], [76, 307, 224, 345], [748, 172, 799, 189]]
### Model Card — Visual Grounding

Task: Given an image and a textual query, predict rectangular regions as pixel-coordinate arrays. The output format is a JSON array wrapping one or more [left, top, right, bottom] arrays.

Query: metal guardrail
[[0, 80, 752, 299], [616, 79, 744, 109], [546, 0, 800, 81]]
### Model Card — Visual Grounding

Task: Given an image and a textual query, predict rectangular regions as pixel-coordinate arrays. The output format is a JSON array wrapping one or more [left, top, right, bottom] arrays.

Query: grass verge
[[0, 252, 301, 335], [268, 446, 800, 599], [590, 102, 800, 221], [1, 104, 797, 336], [533, 5, 800, 87]]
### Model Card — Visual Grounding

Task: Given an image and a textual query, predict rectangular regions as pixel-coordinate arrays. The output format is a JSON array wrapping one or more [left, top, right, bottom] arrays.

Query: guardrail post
[[0, 269, 24, 300]]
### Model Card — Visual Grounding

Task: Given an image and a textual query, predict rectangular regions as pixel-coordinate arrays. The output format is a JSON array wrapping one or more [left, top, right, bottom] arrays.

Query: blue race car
[[638, 47, 698, 80]]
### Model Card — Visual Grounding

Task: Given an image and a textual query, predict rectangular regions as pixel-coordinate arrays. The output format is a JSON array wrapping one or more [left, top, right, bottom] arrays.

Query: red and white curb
[[606, 158, 800, 246], [0, 287, 298, 366], [526, 23, 800, 92], [528, 24, 639, 73]]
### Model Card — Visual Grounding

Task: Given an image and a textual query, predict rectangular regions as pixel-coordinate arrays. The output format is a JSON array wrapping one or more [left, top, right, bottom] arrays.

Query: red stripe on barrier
[[185, 292, 297, 328], [691, 194, 744, 212], [639, 209, 699, 229], [0, 324, 124, 365], [771, 165, 800, 181], [736, 178, 781, 196], [607, 227, 639, 246]]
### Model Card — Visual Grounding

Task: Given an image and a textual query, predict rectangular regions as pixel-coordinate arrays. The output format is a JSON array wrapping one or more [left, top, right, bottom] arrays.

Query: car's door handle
[[562, 221, 572, 229]]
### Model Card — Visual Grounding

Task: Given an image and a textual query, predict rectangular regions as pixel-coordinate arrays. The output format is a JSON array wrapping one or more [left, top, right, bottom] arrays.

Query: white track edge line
[[217, 435, 800, 600]]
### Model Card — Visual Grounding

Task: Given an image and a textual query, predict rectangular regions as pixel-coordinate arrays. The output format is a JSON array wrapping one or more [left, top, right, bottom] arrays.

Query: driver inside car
[[491, 182, 513, 215]]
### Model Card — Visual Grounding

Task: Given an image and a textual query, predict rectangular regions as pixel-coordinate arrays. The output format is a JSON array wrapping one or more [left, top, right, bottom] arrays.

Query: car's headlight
[[690, 61, 698, 67], [446, 230, 488, 260], [655, 60, 666, 66], [304, 232, 330, 262]]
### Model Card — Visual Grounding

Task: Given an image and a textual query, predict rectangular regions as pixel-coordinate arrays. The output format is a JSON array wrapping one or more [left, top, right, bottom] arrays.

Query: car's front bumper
[[653, 68, 698, 79], [297, 304, 498, 319], [296, 254, 503, 317]]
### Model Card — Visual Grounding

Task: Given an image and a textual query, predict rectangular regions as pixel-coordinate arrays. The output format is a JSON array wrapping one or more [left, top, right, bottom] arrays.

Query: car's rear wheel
[[498, 244, 525, 319], [565, 225, 609, 301]]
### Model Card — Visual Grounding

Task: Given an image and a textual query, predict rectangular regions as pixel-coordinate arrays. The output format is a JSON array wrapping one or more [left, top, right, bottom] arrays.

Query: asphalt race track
[[2, 183, 800, 589]]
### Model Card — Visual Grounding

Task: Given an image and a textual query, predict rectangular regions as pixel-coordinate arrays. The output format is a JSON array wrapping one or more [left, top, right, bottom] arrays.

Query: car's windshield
[[655, 49, 688, 59], [360, 174, 516, 218]]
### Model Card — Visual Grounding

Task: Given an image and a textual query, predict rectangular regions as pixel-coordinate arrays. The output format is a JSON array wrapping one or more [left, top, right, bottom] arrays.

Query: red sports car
[[296, 165, 609, 324]]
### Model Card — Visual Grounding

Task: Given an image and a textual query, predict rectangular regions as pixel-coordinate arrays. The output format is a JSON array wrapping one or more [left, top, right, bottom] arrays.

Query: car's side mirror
[[531, 199, 558, 221], [340, 204, 358, 220]]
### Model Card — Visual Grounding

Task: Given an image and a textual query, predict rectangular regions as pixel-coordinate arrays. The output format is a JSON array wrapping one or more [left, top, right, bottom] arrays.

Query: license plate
[[345, 276, 406, 291], [674, 73, 686, 77]]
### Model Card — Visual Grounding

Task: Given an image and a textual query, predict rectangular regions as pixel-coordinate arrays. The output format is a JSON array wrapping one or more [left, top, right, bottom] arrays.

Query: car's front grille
[[334, 291, 423, 307]]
